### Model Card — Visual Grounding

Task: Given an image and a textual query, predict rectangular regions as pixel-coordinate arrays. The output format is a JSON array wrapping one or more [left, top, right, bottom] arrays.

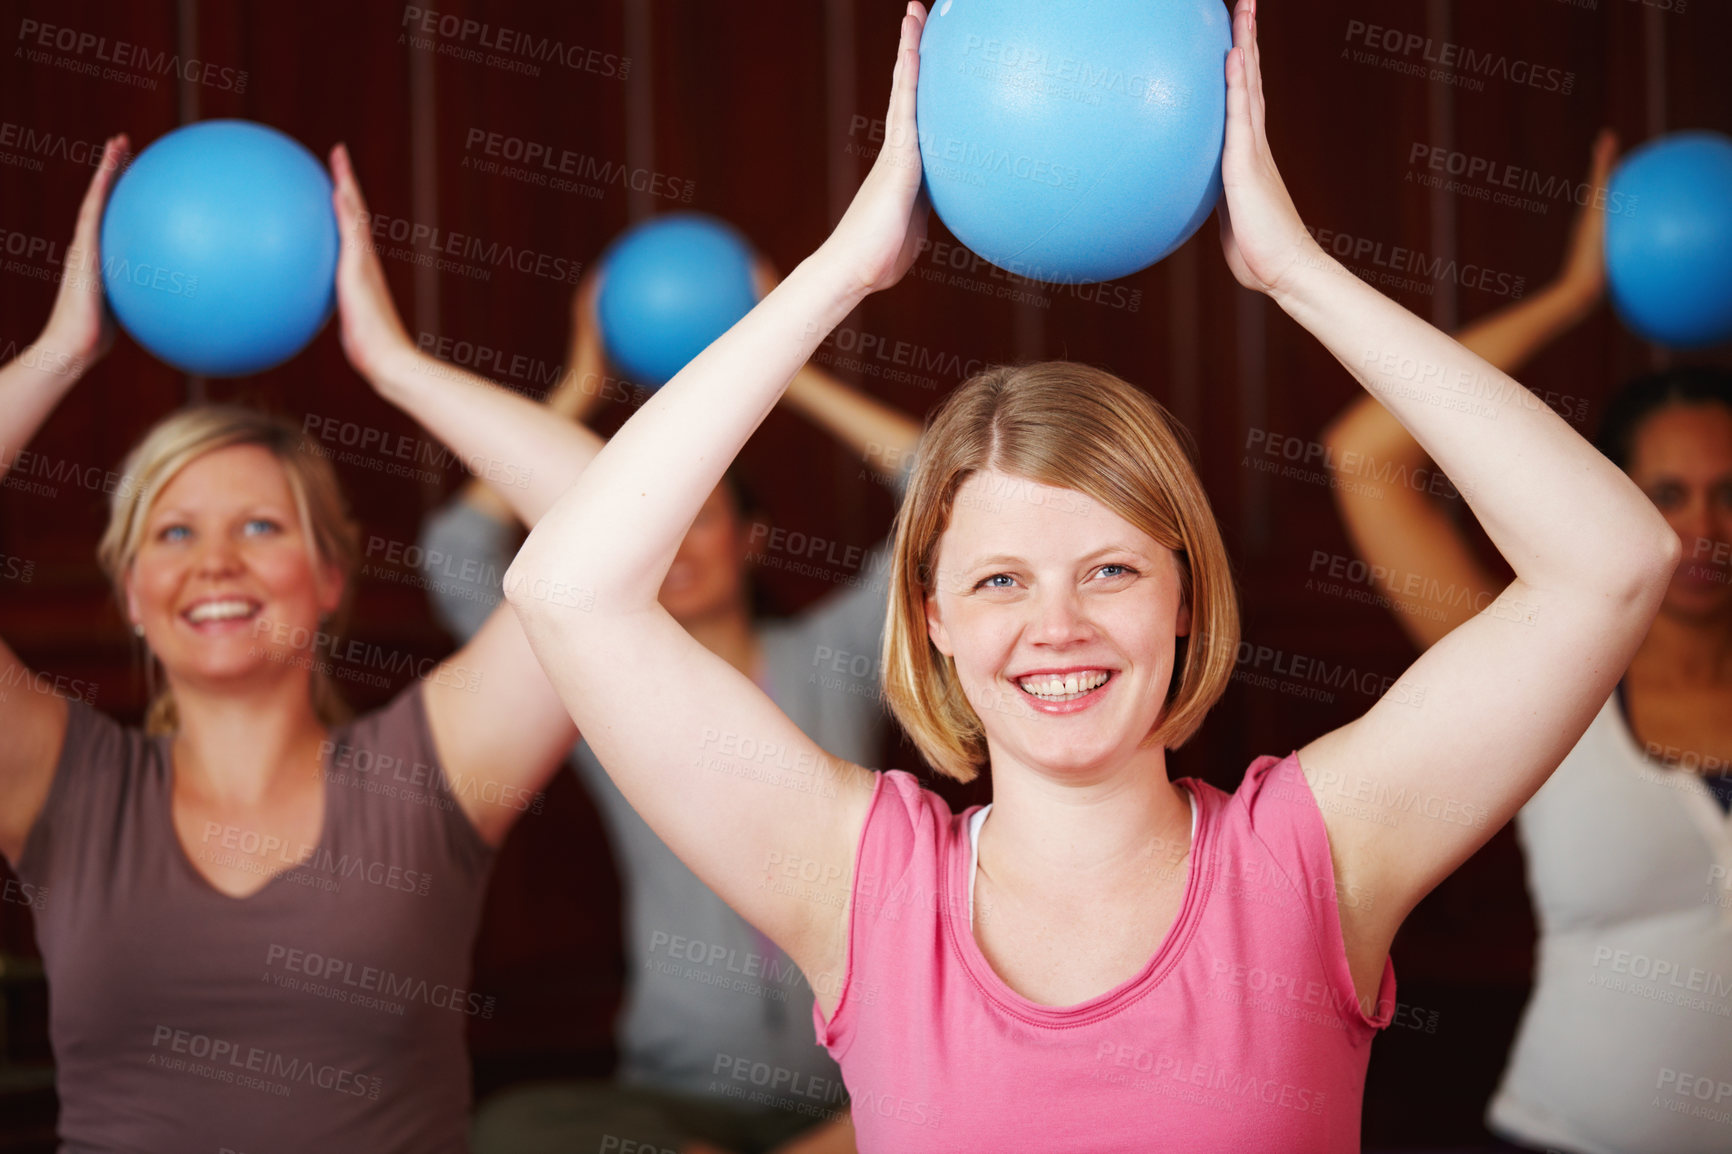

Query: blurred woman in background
[[1326, 133, 1732, 1154], [425, 265, 918, 1154], [0, 137, 602, 1153]]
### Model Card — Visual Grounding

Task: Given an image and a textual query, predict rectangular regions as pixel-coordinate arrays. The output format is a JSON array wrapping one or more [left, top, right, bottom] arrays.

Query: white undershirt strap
[[968, 791, 1199, 928]]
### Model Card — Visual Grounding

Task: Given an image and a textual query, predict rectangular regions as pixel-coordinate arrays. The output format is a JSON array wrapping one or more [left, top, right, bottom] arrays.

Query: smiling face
[[923, 471, 1192, 782], [124, 443, 344, 692], [1627, 402, 1732, 620]]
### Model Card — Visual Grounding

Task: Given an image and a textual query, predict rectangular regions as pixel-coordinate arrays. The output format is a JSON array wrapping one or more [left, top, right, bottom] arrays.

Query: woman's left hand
[[329, 143, 414, 382], [38, 135, 130, 368], [1217, 0, 1316, 298], [816, 3, 931, 298]]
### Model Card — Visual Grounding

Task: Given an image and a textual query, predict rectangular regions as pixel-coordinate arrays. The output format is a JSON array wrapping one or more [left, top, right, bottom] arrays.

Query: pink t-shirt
[[813, 754, 1396, 1152]]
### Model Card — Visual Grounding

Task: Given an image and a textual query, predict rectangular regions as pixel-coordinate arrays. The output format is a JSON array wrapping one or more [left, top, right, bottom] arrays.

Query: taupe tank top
[[13, 685, 493, 1153]]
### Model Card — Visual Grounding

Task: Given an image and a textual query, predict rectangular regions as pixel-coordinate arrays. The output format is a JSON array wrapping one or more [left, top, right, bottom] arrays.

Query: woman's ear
[[316, 557, 346, 618], [123, 570, 143, 633], [1175, 596, 1192, 639], [740, 514, 771, 556], [925, 592, 953, 657]]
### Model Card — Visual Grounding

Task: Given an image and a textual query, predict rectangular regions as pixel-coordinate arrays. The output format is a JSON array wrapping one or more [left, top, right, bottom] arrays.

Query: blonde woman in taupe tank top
[[0, 138, 597, 1152]]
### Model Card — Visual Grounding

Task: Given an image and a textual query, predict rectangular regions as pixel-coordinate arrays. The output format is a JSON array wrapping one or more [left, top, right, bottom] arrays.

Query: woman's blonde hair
[[882, 363, 1239, 782], [96, 405, 361, 735]]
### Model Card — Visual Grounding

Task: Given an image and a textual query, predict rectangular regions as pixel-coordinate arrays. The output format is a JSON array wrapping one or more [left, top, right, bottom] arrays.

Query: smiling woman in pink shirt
[[503, 2, 1681, 1150]]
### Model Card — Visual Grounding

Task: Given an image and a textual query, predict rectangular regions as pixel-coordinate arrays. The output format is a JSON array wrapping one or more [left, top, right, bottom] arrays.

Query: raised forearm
[[0, 344, 88, 480], [551, 310, 612, 424], [1278, 246, 1672, 596], [1454, 279, 1599, 377], [367, 346, 603, 526], [1, 137, 124, 476], [1322, 274, 1600, 486], [783, 362, 922, 484], [450, 326, 612, 532], [510, 252, 866, 614]]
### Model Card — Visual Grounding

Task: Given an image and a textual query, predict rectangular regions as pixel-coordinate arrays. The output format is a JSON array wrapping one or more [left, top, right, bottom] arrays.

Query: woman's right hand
[[1555, 129, 1618, 308], [330, 143, 417, 385], [546, 268, 607, 420], [37, 135, 129, 370], [814, 3, 930, 298]]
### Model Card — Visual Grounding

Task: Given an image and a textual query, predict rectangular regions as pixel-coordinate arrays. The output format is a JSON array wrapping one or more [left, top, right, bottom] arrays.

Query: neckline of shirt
[[967, 792, 1200, 928], [952, 781, 1208, 1026], [1604, 691, 1732, 844]]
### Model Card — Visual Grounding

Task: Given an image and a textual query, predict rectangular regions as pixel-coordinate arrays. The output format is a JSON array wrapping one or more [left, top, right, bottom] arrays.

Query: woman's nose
[[1672, 497, 1716, 555], [1029, 586, 1090, 644], [192, 537, 245, 576]]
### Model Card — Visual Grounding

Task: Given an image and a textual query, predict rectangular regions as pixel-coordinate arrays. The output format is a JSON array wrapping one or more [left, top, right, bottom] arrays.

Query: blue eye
[[158, 524, 191, 543], [243, 518, 282, 536], [1096, 564, 1137, 580], [976, 574, 1016, 590]]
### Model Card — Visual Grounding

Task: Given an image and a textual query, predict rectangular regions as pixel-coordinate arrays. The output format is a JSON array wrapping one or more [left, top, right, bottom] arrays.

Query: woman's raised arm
[[1320, 132, 1618, 649], [505, 5, 931, 997], [1, 135, 127, 475], [784, 362, 922, 486], [1216, 0, 1676, 1004], [328, 145, 607, 845], [0, 136, 128, 862]]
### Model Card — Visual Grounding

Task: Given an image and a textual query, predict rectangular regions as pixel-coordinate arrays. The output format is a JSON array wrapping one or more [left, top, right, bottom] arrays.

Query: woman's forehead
[[1629, 404, 1732, 476], [940, 473, 1160, 560], [152, 444, 293, 510]]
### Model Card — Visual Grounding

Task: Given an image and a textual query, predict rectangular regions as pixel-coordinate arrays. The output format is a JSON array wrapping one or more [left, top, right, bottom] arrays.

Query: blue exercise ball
[[101, 120, 338, 377], [597, 215, 758, 388], [915, 0, 1232, 285], [1606, 132, 1732, 349]]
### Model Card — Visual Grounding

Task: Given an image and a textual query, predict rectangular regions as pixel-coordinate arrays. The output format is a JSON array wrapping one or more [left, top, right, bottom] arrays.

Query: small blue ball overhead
[[1606, 131, 1732, 349], [597, 214, 759, 388], [915, 0, 1232, 285], [100, 120, 339, 377]]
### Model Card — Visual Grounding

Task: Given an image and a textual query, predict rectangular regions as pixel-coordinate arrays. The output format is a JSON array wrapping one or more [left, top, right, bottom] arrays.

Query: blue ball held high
[[597, 214, 759, 389], [1606, 131, 1732, 349], [100, 120, 339, 378], [915, 0, 1233, 285]]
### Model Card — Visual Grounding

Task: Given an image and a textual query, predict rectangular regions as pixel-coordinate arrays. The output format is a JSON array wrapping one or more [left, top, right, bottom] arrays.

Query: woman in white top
[[1326, 134, 1732, 1154]]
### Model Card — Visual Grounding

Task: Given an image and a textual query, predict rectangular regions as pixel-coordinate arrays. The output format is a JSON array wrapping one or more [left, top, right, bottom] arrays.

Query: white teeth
[[186, 599, 257, 623], [1017, 670, 1109, 701]]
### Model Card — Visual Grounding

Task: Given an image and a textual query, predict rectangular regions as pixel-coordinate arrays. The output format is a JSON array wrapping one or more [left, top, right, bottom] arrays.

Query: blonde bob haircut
[[882, 363, 1240, 783], [96, 405, 362, 736]]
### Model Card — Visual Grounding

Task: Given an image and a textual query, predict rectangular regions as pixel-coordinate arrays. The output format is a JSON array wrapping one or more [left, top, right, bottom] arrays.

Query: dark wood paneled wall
[[2, 0, 1728, 1145]]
